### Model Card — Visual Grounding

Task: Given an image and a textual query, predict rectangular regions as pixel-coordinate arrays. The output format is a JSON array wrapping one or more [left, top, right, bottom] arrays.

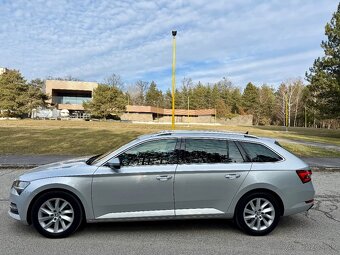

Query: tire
[[235, 192, 280, 236], [31, 191, 83, 238]]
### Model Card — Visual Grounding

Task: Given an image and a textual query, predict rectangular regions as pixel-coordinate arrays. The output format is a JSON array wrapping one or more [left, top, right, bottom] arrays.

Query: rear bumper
[[283, 201, 314, 216]]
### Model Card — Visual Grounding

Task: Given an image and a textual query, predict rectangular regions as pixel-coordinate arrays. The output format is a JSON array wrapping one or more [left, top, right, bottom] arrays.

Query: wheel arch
[[26, 188, 87, 225], [234, 188, 285, 216]]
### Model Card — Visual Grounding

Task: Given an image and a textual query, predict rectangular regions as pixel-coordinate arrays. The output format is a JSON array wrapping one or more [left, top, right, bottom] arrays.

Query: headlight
[[11, 180, 30, 195]]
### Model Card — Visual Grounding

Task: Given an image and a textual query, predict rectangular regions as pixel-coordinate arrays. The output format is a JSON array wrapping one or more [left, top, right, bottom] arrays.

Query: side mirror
[[104, 157, 121, 171]]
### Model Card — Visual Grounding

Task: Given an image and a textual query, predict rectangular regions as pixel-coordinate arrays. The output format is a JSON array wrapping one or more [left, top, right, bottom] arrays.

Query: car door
[[174, 138, 252, 216], [92, 138, 179, 219]]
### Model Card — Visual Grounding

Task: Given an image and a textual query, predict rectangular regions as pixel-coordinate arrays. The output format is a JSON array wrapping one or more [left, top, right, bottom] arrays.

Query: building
[[120, 105, 216, 123], [44, 80, 98, 117], [34, 79, 252, 125], [0, 67, 8, 75]]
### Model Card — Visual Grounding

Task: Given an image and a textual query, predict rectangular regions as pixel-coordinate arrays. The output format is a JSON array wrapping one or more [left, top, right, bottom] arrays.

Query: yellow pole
[[171, 31, 177, 130], [285, 94, 288, 131], [187, 96, 190, 126]]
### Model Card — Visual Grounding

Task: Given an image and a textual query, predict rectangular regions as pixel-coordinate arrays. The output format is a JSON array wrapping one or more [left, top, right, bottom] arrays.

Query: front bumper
[[8, 210, 21, 221], [8, 187, 30, 225]]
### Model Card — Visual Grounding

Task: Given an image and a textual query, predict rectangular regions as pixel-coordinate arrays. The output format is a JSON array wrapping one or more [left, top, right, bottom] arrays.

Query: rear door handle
[[225, 173, 241, 179], [156, 175, 172, 181]]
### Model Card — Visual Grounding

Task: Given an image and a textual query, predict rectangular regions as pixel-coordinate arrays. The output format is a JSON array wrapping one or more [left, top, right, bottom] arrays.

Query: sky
[[0, 0, 338, 90]]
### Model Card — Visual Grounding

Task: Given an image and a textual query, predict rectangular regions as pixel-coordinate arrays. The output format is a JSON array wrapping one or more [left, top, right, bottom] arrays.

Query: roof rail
[[153, 130, 258, 138]]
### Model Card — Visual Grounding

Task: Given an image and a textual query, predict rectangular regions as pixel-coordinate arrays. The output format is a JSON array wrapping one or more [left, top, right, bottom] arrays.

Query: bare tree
[[103, 73, 124, 90], [276, 84, 287, 126], [127, 80, 149, 106], [276, 79, 305, 127], [292, 79, 304, 127], [46, 75, 81, 81], [181, 77, 193, 110]]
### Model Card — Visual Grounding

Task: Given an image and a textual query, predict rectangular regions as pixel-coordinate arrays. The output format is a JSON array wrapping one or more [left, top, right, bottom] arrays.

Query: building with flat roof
[[120, 105, 216, 123], [44, 80, 98, 116]]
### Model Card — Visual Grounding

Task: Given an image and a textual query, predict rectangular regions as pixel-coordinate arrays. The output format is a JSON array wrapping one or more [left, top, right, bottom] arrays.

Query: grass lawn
[[0, 119, 339, 157]]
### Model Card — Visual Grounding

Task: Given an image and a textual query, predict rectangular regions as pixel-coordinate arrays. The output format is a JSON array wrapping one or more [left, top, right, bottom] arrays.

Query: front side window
[[118, 139, 177, 166], [241, 142, 282, 162], [181, 139, 244, 164]]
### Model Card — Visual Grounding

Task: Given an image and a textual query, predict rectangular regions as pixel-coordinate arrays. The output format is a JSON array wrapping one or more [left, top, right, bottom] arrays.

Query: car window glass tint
[[119, 139, 177, 166], [229, 141, 245, 163], [241, 142, 282, 162], [183, 139, 244, 164]]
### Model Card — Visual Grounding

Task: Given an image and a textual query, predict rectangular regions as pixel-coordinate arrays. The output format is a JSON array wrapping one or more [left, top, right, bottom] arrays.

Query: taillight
[[296, 170, 312, 183]]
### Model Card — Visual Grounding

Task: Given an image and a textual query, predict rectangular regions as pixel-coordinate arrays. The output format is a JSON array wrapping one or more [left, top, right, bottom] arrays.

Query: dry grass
[[0, 119, 339, 157]]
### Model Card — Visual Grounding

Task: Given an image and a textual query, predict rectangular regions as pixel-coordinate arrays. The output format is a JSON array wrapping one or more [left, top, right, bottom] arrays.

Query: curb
[[311, 166, 340, 172], [0, 164, 39, 169]]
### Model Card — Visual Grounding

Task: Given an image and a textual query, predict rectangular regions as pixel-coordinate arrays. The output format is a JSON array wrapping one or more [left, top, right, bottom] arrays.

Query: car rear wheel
[[31, 191, 83, 238], [235, 192, 280, 236]]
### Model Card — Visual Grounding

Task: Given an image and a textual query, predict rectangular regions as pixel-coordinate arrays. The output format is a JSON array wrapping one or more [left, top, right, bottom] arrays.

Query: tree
[[46, 75, 81, 81], [83, 84, 126, 119], [0, 69, 27, 117], [180, 77, 193, 109], [242, 82, 260, 124], [230, 88, 243, 115], [163, 89, 172, 109], [306, 3, 340, 119], [190, 82, 208, 109], [291, 79, 304, 127], [258, 85, 275, 125], [25, 79, 49, 117], [103, 73, 124, 90], [145, 81, 163, 107], [133, 80, 149, 105]]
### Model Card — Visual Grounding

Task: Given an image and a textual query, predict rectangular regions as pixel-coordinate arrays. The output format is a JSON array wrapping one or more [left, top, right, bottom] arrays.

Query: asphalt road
[[0, 169, 339, 255]]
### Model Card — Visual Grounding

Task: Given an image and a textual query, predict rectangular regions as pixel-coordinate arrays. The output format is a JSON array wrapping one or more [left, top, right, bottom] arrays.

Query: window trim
[[180, 137, 246, 165], [102, 137, 180, 167], [237, 141, 285, 163]]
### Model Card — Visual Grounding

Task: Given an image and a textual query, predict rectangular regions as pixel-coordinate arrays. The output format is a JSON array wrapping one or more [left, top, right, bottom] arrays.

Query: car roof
[[137, 130, 263, 141]]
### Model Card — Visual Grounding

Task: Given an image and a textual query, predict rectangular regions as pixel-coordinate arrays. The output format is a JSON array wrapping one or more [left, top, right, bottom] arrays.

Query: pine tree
[[306, 3, 340, 119], [0, 69, 27, 117], [145, 81, 163, 107], [83, 84, 126, 118], [242, 82, 260, 124]]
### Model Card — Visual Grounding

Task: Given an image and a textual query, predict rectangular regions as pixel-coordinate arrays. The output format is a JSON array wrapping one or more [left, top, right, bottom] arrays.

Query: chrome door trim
[[96, 208, 224, 219], [175, 208, 224, 216], [96, 209, 174, 219]]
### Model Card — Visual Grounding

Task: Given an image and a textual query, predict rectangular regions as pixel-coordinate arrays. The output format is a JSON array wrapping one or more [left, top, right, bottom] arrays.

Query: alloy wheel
[[243, 197, 275, 231], [38, 198, 74, 234]]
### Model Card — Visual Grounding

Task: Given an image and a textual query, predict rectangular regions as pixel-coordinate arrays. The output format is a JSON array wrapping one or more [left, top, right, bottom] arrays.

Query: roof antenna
[[245, 131, 249, 134]]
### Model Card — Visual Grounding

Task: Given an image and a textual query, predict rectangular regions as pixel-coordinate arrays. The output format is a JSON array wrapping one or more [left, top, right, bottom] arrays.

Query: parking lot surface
[[0, 169, 339, 255]]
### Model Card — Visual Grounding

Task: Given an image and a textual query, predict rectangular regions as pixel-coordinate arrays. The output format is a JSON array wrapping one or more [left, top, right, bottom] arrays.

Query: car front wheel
[[31, 191, 83, 238], [235, 192, 280, 236]]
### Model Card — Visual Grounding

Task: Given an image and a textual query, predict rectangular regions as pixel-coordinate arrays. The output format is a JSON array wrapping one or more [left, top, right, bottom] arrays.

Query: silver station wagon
[[9, 131, 315, 238]]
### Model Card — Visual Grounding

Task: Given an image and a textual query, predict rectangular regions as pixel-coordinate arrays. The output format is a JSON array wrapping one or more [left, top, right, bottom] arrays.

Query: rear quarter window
[[241, 142, 283, 162]]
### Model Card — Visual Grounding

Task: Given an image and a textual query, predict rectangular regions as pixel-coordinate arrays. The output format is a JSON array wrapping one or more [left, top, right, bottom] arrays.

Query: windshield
[[86, 138, 141, 165], [86, 150, 114, 165]]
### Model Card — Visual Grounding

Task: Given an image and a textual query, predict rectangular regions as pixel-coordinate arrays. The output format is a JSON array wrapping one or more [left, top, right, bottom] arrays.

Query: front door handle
[[225, 173, 241, 179], [156, 175, 172, 181]]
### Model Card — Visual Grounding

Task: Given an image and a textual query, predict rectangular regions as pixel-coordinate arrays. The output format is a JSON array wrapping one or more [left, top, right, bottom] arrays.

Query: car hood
[[19, 157, 97, 182]]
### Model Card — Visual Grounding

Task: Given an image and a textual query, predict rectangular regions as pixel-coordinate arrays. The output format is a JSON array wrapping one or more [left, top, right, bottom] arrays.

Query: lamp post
[[171, 30, 177, 130]]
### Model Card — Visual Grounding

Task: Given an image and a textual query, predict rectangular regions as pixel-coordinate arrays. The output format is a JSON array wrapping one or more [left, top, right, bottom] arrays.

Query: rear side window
[[181, 139, 244, 164], [241, 142, 282, 162]]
